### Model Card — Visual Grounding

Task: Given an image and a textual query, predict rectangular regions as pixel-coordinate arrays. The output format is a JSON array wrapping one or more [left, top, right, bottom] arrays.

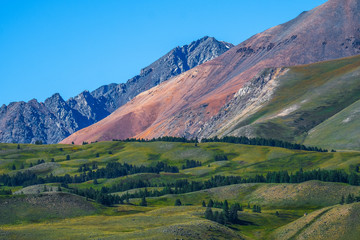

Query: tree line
[[201, 136, 330, 152], [112, 135, 331, 152], [0, 161, 179, 187]]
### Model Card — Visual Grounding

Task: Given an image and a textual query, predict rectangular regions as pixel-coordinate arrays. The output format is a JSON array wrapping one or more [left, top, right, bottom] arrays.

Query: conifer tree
[[340, 195, 345, 205], [140, 196, 147, 206], [175, 199, 182, 206], [208, 199, 214, 208], [205, 207, 214, 220]]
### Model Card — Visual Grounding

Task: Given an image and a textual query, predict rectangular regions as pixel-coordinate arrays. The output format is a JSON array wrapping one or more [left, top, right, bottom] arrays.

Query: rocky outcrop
[[0, 37, 232, 144]]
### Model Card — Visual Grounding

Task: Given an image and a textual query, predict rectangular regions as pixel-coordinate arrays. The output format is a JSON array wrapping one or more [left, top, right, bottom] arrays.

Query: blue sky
[[0, 0, 327, 105]]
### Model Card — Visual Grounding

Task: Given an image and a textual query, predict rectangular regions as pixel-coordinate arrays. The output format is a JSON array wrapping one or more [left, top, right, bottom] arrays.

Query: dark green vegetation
[[0, 141, 359, 239]]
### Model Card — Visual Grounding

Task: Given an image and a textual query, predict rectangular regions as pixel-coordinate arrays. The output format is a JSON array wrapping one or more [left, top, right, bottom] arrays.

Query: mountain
[[0, 37, 233, 144], [202, 55, 360, 150], [91, 36, 234, 113], [61, 0, 360, 147]]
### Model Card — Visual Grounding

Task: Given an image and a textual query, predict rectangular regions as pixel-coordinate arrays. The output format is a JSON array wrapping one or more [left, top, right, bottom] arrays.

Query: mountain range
[[0, 36, 233, 144], [62, 0, 360, 151]]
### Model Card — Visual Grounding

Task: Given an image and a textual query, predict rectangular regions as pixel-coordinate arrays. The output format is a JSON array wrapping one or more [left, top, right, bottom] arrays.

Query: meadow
[[0, 141, 359, 239]]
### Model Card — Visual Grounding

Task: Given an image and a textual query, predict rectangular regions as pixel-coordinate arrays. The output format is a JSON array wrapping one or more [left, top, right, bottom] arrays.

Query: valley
[[0, 141, 359, 239]]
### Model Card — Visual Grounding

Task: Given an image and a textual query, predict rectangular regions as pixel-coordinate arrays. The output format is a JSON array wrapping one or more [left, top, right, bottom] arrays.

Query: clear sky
[[0, 0, 328, 105]]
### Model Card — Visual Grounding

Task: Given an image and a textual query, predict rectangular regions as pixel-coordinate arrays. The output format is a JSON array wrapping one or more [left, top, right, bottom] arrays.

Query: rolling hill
[[0, 141, 359, 239]]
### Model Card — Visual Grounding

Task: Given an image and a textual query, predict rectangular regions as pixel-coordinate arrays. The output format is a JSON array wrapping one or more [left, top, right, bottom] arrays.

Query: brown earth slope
[[62, 0, 360, 144]]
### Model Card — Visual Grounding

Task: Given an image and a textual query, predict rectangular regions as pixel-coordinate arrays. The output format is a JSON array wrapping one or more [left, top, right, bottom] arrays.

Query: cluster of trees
[[11, 159, 49, 171], [0, 161, 179, 187], [252, 204, 261, 213], [34, 140, 43, 145], [0, 189, 12, 195], [201, 136, 329, 152], [182, 160, 202, 169], [77, 163, 98, 172], [265, 169, 360, 186], [206, 199, 243, 211], [75, 168, 360, 204], [214, 154, 228, 161], [340, 193, 360, 205], [72, 187, 122, 206], [204, 200, 243, 225]]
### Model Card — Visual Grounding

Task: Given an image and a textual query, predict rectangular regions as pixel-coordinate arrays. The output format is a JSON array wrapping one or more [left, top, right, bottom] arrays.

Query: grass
[[271, 202, 360, 240], [0, 193, 99, 225], [223, 54, 360, 151], [0, 141, 360, 239], [0, 206, 242, 240]]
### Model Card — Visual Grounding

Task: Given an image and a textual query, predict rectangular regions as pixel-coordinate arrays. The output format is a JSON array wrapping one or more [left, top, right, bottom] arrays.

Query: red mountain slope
[[61, 0, 360, 144]]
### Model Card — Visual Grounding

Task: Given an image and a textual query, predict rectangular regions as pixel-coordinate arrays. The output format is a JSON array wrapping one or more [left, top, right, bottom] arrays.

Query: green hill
[[0, 141, 359, 239], [0, 193, 98, 225], [222, 55, 360, 151], [271, 202, 360, 240]]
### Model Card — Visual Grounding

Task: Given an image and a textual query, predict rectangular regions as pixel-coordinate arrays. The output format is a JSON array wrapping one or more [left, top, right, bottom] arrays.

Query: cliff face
[[61, 0, 360, 145], [0, 37, 232, 144]]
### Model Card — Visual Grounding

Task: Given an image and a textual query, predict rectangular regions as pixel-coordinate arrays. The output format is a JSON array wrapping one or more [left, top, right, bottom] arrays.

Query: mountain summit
[[61, 0, 360, 145], [0, 37, 232, 144]]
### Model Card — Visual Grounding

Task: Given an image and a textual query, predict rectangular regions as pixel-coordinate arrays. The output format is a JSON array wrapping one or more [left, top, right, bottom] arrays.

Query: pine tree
[[140, 196, 147, 206], [252, 205, 257, 212], [213, 211, 219, 222], [229, 204, 239, 223], [222, 200, 229, 221], [66, 155, 70, 160], [217, 212, 226, 225], [17, 144, 20, 150], [205, 207, 214, 220], [208, 199, 214, 208], [202, 200, 206, 207], [11, 164, 16, 170], [257, 206, 261, 213], [175, 199, 182, 206], [340, 195, 345, 205], [125, 193, 130, 203], [346, 193, 355, 204]]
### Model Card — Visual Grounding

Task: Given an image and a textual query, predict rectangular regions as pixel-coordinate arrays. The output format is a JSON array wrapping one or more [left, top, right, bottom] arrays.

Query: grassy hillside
[[1, 141, 359, 179], [144, 181, 360, 209], [0, 206, 243, 240], [0, 193, 99, 225], [224, 54, 360, 151], [304, 99, 360, 151], [0, 141, 359, 239], [271, 202, 360, 240]]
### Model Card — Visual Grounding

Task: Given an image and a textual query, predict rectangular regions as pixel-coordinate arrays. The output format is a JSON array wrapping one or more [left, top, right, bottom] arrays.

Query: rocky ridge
[[0, 36, 233, 144]]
